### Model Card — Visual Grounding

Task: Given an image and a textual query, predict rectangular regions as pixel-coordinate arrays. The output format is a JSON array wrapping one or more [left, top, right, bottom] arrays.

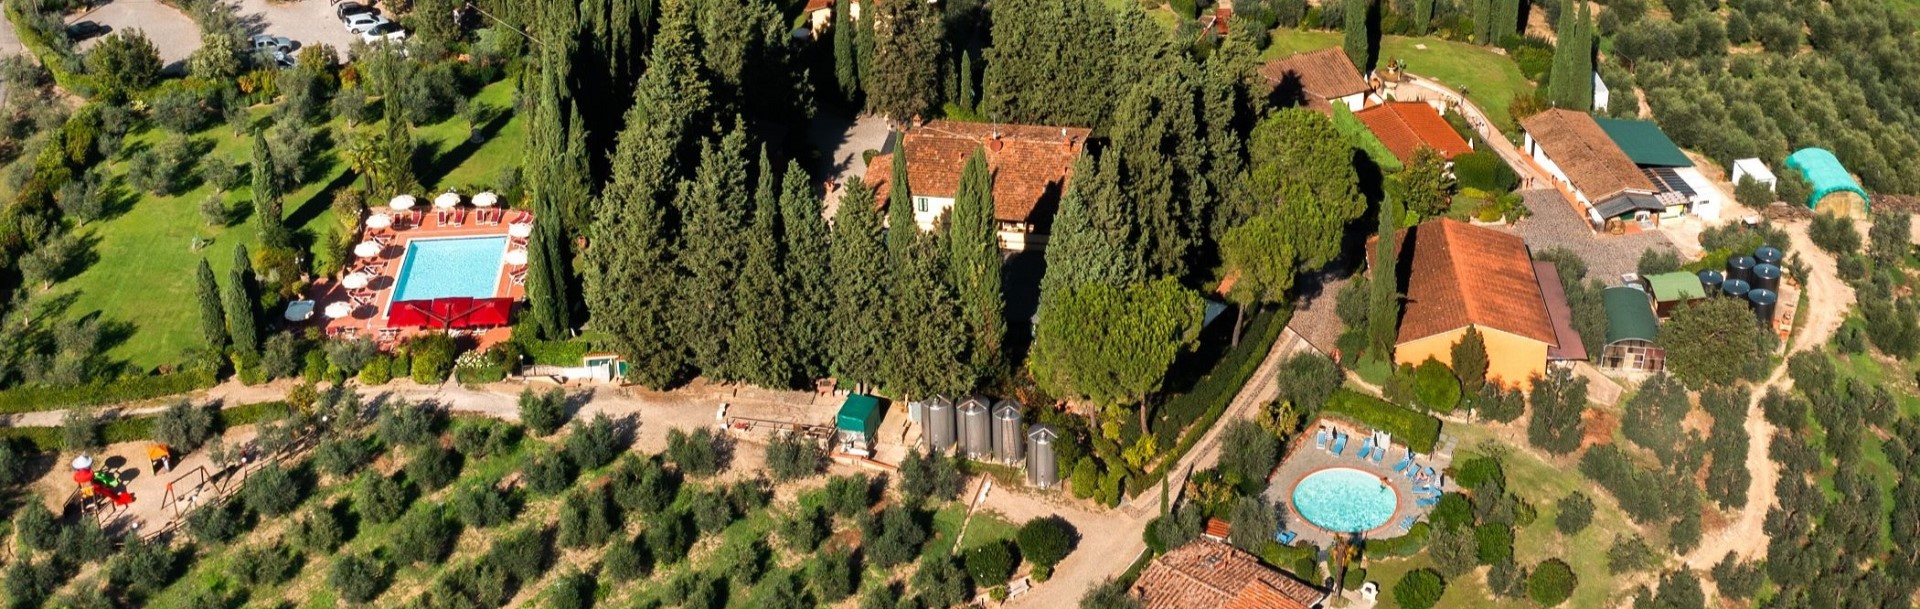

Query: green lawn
[[1362, 425, 1640, 609], [49, 80, 526, 370], [1261, 29, 1534, 130]]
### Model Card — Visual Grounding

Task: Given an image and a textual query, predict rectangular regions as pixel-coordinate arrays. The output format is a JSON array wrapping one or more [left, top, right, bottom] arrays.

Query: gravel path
[[1506, 188, 1680, 282], [69, 0, 201, 72]]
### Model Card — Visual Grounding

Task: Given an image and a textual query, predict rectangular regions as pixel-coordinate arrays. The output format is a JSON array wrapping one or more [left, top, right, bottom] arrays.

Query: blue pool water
[[1291, 467, 1398, 533], [390, 236, 508, 302]]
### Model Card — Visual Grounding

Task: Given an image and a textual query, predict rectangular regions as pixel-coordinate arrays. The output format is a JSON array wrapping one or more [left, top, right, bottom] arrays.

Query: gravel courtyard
[[1504, 188, 1681, 284], [69, 0, 202, 72]]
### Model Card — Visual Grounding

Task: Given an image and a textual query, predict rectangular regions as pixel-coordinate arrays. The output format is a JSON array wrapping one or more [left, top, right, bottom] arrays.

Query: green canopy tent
[[835, 394, 884, 454], [1600, 287, 1663, 372], [1784, 148, 1870, 218]]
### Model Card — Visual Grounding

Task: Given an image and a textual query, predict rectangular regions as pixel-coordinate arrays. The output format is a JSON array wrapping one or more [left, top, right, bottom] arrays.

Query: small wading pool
[[390, 236, 509, 302], [1291, 467, 1398, 534]]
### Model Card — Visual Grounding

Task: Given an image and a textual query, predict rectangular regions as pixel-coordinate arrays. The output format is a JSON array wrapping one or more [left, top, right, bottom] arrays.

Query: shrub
[[1275, 352, 1343, 411], [187, 503, 243, 545], [390, 509, 457, 565], [779, 505, 828, 553], [354, 471, 413, 524], [1733, 175, 1772, 207], [609, 456, 677, 514], [1453, 150, 1517, 192], [1452, 456, 1503, 490], [1017, 516, 1074, 572], [229, 543, 300, 586], [1555, 492, 1594, 534], [1809, 213, 1862, 256], [548, 570, 596, 609], [1429, 494, 1473, 530], [1367, 521, 1430, 557], [964, 541, 1016, 586], [329, 553, 388, 604], [454, 484, 517, 528], [666, 427, 723, 477], [1321, 389, 1442, 452], [557, 487, 620, 549], [689, 488, 735, 535], [603, 534, 652, 580], [1412, 358, 1461, 412], [12, 500, 58, 551], [565, 413, 625, 470], [377, 400, 443, 448], [4, 557, 61, 609], [0, 441, 23, 487], [646, 512, 693, 566], [0, 369, 218, 414], [292, 504, 346, 552], [899, 447, 965, 505], [522, 448, 576, 495], [1071, 457, 1099, 499], [314, 436, 374, 478], [154, 400, 217, 452], [56, 517, 113, 562], [1608, 534, 1657, 573], [406, 444, 463, 491], [1527, 558, 1577, 606], [451, 420, 520, 458], [913, 555, 973, 609], [1474, 523, 1514, 565], [518, 387, 567, 436], [105, 532, 178, 598], [1218, 420, 1277, 488], [809, 547, 859, 603], [241, 463, 302, 516], [358, 355, 393, 385], [864, 505, 927, 569], [823, 473, 872, 518], [61, 409, 100, 452], [408, 333, 458, 383], [766, 433, 825, 481], [1393, 568, 1447, 609]]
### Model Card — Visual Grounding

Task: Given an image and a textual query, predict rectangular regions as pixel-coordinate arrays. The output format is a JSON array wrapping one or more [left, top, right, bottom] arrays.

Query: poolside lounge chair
[[1372, 444, 1386, 464], [510, 268, 529, 285], [1315, 428, 1329, 450], [1357, 438, 1373, 460], [1275, 530, 1297, 544], [1331, 432, 1348, 455], [1399, 515, 1416, 530], [1421, 466, 1436, 481], [1392, 453, 1413, 473], [1416, 496, 1440, 508]]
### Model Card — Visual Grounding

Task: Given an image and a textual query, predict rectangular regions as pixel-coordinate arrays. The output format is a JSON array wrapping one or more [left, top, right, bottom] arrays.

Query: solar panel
[[1641, 167, 1697, 197]]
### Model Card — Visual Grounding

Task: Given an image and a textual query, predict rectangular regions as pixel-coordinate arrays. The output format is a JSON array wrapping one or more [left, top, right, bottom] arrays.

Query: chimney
[[987, 132, 1003, 152], [1062, 128, 1078, 151]]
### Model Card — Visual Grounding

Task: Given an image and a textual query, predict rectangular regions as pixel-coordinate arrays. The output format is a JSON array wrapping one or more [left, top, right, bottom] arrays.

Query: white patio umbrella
[[472, 191, 500, 208], [504, 249, 529, 266], [508, 223, 534, 238], [354, 241, 382, 258], [365, 213, 393, 229], [342, 273, 371, 290], [434, 191, 462, 209], [71, 455, 93, 470], [388, 194, 417, 211], [324, 301, 353, 319]]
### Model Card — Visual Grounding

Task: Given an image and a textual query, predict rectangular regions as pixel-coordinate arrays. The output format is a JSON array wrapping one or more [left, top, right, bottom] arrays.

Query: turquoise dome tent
[[1784, 148, 1870, 217]]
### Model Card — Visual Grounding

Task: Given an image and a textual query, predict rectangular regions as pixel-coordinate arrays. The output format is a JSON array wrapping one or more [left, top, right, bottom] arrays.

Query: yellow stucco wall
[[1395, 325, 1549, 389]]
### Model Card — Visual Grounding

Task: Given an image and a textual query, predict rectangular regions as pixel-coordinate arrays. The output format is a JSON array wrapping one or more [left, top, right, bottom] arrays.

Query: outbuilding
[[1784, 148, 1871, 218], [1644, 271, 1707, 317], [835, 394, 883, 455], [1599, 287, 1664, 373]]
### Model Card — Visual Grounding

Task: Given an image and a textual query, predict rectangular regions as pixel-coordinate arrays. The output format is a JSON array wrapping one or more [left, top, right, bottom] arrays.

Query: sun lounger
[[1357, 438, 1373, 460], [453, 209, 467, 226], [1275, 530, 1296, 544], [1392, 453, 1413, 473], [1330, 433, 1348, 455], [1399, 515, 1417, 530], [1315, 428, 1329, 450], [1372, 444, 1386, 464], [511, 268, 529, 285], [1421, 466, 1436, 480], [1416, 496, 1439, 508]]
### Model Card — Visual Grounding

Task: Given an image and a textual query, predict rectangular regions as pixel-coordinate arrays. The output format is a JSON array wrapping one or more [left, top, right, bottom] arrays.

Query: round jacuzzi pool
[[1291, 467, 1398, 534]]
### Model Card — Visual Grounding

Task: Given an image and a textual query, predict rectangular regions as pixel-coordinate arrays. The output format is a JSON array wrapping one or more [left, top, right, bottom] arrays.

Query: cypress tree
[[1344, 0, 1373, 71], [885, 133, 916, 260], [884, 229, 970, 398], [1039, 155, 1137, 302], [958, 51, 975, 113], [250, 131, 288, 249], [866, 0, 946, 120], [382, 102, 419, 197], [196, 258, 227, 351], [833, 0, 859, 102], [1413, 0, 1434, 35], [1548, 1, 1593, 110], [947, 148, 1004, 385], [779, 160, 833, 380], [524, 61, 574, 340], [828, 180, 889, 388], [1472, 0, 1494, 44], [674, 123, 752, 377], [728, 149, 796, 387], [1367, 180, 1404, 358], [854, 2, 876, 100], [1491, 0, 1519, 45], [225, 243, 260, 357]]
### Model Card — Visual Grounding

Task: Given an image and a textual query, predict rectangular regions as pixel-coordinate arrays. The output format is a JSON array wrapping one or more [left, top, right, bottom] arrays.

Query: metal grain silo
[[1752, 263, 1781, 292], [1026, 424, 1060, 488], [1727, 255, 1757, 284], [924, 395, 956, 453], [1697, 269, 1723, 294], [958, 396, 992, 460], [992, 400, 1024, 464], [1749, 289, 1779, 330], [1722, 278, 1751, 299], [1755, 245, 1784, 266]]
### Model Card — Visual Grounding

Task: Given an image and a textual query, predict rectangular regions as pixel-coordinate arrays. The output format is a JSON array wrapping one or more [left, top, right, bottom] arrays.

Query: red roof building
[[1132, 539, 1329, 609], [863, 120, 1091, 251], [1354, 101, 1473, 165]]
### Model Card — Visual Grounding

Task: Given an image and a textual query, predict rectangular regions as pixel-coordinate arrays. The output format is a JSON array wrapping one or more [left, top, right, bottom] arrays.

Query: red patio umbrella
[[388, 300, 434, 327], [465, 298, 513, 328], [434, 297, 475, 328]]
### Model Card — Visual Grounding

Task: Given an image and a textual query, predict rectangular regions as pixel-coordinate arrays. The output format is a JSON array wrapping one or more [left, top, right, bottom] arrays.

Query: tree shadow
[[420, 109, 512, 189], [95, 174, 140, 221], [283, 168, 356, 235]]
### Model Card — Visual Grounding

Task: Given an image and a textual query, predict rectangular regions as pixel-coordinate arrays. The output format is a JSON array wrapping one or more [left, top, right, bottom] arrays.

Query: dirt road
[[1682, 221, 1852, 569]]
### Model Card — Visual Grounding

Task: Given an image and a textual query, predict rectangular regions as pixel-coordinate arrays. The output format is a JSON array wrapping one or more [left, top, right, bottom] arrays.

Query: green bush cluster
[[0, 369, 218, 414], [1320, 388, 1442, 452]]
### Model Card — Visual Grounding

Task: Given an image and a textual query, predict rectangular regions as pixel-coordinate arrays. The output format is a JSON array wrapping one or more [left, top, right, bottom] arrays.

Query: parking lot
[[68, 0, 201, 72], [233, 0, 368, 62]]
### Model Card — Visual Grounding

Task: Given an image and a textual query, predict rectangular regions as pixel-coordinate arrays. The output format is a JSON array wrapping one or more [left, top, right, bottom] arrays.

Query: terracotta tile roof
[[1258, 48, 1371, 100], [862, 120, 1092, 223], [804, 0, 831, 12], [1395, 219, 1557, 346], [1212, 7, 1232, 36], [1533, 261, 1588, 361], [1520, 109, 1655, 204], [1132, 539, 1326, 609], [1354, 102, 1473, 165], [1204, 518, 1232, 540]]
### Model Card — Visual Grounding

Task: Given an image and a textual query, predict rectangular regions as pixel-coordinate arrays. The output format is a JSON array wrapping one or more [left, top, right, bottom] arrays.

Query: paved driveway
[[231, 0, 363, 62], [807, 110, 891, 217], [69, 0, 201, 72], [1504, 188, 1679, 283]]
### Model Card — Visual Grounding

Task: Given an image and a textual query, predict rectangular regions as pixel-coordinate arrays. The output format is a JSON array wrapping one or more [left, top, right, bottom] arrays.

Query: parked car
[[361, 22, 408, 43], [65, 21, 110, 42], [335, 1, 376, 20], [250, 34, 292, 53], [343, 13, 390, 34]]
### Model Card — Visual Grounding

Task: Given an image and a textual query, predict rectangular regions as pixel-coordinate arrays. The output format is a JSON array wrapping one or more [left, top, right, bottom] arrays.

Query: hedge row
[[1133, 308, 1290, 498], [517, 339, 595, 366], [0, 401, 290, 453], [3, 3, 93, 95], [1320, 388, 1442, 453], [0, 369, 219, 414]]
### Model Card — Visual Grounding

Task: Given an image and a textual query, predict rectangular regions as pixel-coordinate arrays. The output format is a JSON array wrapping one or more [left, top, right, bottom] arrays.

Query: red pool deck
[[310, 206, 530, 351]]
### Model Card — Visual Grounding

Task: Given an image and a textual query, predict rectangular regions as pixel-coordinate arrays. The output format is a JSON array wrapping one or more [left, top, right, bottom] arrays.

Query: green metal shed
[[1784, 148, 1870, 217], [1594, 117, 1693, 168], [836, 394, 883, 440], [1602, 287, 1659, 345], [1645, 272, 1706, 303]]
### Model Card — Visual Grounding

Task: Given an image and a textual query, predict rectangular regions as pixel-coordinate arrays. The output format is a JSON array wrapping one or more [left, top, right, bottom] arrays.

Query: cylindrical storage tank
[[1697, 270, 1724, 295], [924, 396, 956, 453], [1749, 288, 1778, 330], [959, 396, 992, 460], [1752, 263, 1782, 292], [1026, 424, 1060, 488], [1755, 245, 1784, 266], [1727, 255, 1757, 284], [1722, 278, 1751, 299], [992, 400, 1024, 464]]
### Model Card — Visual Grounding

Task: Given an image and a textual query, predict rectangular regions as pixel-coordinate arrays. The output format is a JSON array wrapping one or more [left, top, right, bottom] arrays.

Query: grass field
[[49, 80, 526, 370], [1361, 425, 1642, 609], [1261, 29, 1534, 130]]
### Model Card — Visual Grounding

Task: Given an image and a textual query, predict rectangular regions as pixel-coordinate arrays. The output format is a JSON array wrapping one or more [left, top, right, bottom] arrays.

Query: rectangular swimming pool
[[390, 236, 508, 302]]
